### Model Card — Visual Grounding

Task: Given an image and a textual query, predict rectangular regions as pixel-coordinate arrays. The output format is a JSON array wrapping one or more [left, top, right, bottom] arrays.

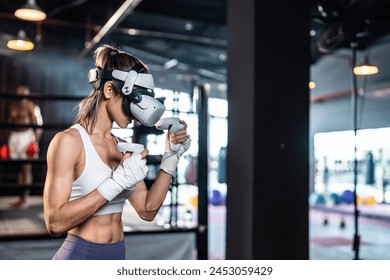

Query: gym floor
[[1, 196, 390, 260]]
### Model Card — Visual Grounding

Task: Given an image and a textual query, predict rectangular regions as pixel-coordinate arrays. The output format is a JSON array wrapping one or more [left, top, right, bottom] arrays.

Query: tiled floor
[[0, 196, 47, 237], [309, 207, 390, 260], [1, 195, 390, 260]]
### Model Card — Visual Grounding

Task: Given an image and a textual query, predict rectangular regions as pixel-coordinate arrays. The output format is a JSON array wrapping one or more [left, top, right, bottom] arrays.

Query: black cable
[[351, 42, 361, 260], [358, 45, 372, 130], [358, 75, 368, 130], [47, 0, 89, 17]]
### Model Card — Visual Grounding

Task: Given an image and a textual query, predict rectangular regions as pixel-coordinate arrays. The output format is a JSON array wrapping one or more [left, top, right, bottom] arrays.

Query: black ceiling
[[311, 0, 390, 62], [0, 0, 390, 93], [0, 0, 227, 90]]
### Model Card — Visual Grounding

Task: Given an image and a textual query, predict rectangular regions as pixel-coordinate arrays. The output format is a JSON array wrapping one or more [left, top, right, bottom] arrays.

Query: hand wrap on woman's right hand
[[160, 136, 191, 175]]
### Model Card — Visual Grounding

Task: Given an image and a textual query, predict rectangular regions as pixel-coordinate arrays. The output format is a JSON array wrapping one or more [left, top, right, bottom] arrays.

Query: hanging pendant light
[[14, 0, 47, 22], [353, 57, 379, 76], [7, 30, 35, 51]]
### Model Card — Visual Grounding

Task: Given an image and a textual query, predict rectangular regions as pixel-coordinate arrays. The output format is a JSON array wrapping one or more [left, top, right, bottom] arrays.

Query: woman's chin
[[118, 120, 132, 128]]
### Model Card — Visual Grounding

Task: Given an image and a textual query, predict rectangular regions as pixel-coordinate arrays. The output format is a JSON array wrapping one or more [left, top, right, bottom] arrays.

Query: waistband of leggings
[[66, 234, 124, 247]]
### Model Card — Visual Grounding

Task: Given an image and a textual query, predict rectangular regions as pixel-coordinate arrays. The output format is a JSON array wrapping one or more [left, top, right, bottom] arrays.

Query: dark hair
[[75, 44, 147, 133]]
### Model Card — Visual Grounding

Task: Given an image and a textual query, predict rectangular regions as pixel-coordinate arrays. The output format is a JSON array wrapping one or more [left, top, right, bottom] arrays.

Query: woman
[[43, 44, 190, 260]]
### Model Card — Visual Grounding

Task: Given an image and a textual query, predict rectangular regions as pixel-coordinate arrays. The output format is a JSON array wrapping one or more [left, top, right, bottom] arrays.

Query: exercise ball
[[309, 192, 326, 205], [189, 195, 198, 208], [210, 190, 225, 206], [341, 190, 354, 204], [330, 193, 341, 205], [364, 196, 377, 205]]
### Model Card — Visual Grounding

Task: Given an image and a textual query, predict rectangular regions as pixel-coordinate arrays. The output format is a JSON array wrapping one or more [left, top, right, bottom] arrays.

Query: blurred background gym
[[1, 0, 390, 260]]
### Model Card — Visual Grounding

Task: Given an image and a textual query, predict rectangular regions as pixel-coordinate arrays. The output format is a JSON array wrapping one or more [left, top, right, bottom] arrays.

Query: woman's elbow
[[45, 220, 66, 237], [139, 209, 158, 222], [140, 215, 155, 222]]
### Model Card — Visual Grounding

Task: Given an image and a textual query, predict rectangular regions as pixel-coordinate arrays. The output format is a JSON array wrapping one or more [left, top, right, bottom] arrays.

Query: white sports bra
[[69, 124, 133, 216]]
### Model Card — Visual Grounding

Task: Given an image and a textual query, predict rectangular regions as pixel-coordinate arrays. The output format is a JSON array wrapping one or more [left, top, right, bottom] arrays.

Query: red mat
[[311, 237, 369, 247]]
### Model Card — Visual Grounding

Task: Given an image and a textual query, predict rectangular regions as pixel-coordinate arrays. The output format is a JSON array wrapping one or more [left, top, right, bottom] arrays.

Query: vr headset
[[88, 64, 166, 127]]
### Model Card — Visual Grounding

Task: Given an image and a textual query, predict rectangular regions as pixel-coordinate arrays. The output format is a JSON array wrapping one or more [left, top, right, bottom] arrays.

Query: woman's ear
[[103, 81, 114, 99]]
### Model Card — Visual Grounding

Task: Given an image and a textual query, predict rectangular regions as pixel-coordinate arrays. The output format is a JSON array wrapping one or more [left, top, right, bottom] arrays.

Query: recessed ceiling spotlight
[[317, 5, 327, 17], [164, 59, 179, 69], [128, 29, 139, 35], [219, 53, 227, 61], [185, 22, 193, 31]]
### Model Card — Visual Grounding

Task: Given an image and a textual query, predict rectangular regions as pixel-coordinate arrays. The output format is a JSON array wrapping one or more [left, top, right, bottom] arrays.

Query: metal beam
[[116, 27, 226, 47], [0, 11, 226, 49], [121, 46, 226, 82], [77, 0, 143, 59]]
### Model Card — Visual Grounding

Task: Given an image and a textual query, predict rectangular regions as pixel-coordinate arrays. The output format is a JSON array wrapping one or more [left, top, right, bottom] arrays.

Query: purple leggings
[[52, 234, 125, 260]]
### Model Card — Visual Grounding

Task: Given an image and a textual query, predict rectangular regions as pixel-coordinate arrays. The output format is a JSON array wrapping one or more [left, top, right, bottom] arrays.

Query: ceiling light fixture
[[15, 0, 47, 22], [353, 57, 378, 76], [185, 22, 193, 31], [7, 30, 34, 51], [164, 59, 179, 69]]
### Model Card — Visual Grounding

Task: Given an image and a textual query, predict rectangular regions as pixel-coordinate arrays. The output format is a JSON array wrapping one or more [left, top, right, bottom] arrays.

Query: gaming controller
[[116, 143, 145, 154], [155, 117, 185, 151]]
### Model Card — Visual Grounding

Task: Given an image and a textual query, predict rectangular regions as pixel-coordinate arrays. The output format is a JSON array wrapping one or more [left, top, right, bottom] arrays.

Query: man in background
[[7, 85, 43, 209]]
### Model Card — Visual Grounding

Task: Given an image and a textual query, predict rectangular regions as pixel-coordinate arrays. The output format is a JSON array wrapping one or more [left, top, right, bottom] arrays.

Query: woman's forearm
[[45, 189, 106, 237], [144, 170, 173, 211]]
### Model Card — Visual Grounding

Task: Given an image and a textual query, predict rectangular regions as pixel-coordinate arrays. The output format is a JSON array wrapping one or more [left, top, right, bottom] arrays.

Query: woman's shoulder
[[60, 126, 82, 139], [50, 126, 83, 150], [46, 127, 84, 166]]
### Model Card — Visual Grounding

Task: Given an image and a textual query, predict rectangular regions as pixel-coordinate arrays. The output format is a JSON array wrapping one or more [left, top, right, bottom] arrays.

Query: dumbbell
[[155, 117, 185, 151]]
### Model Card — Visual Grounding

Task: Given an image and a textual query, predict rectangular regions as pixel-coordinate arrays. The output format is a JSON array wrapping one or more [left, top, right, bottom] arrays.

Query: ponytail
[[74, 89, 103, 134]]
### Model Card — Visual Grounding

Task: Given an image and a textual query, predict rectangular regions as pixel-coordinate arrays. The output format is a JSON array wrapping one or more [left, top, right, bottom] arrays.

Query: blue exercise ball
[[341, 190, 354, 204], [330, 193, 341, 205], [210, 190, 225, 206], [309, 192, 326, 205]]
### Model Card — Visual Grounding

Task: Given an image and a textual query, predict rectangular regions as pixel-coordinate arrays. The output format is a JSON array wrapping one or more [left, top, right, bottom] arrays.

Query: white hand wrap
[[97, 154, 149, 201], [160, 136, 191, 175]]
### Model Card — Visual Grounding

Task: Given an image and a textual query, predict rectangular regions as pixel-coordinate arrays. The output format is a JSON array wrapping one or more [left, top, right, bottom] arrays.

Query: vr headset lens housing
[[130, 95, 166, 127]]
